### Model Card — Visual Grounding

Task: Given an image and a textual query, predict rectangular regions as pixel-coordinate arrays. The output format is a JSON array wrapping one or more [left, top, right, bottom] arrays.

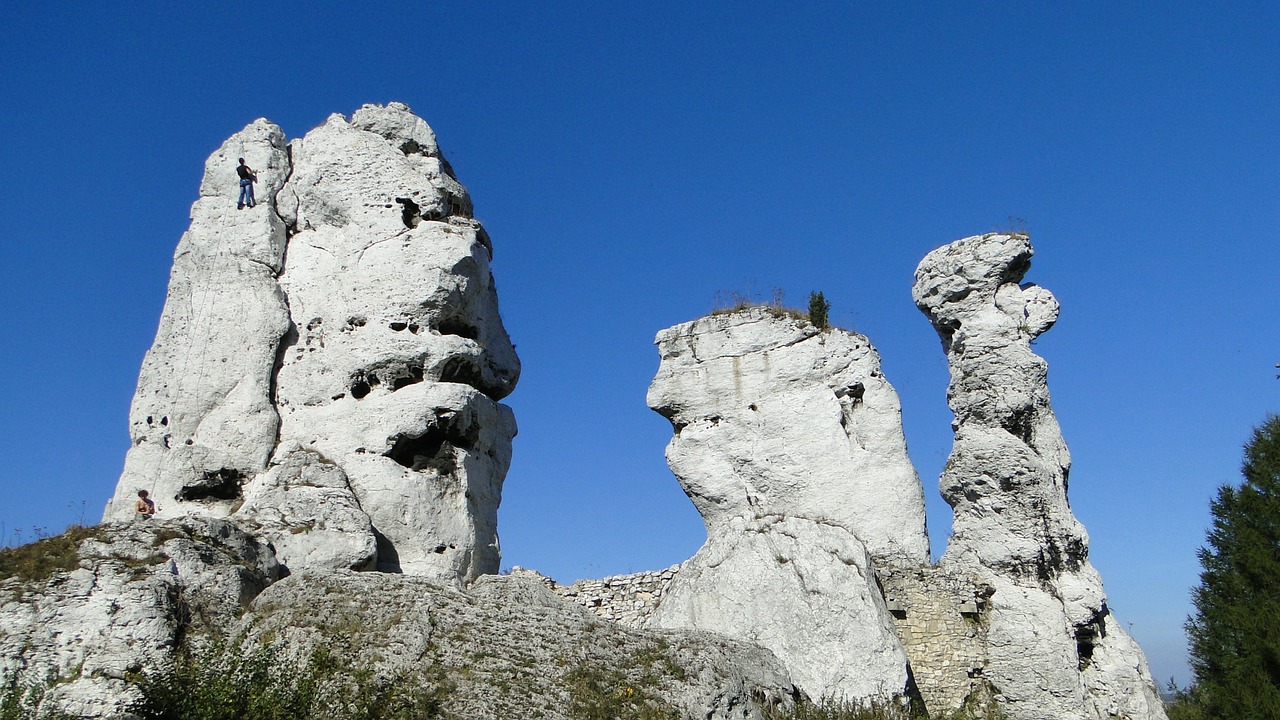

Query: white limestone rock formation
[[645, 308, 921, 701], [0, 519, 280, 718], [912, 233, 1166, 720], [650, 515, 910, 701], [104, 103, 519, 583], [647, 307, 929, 566], [107, 119, 292, 520]]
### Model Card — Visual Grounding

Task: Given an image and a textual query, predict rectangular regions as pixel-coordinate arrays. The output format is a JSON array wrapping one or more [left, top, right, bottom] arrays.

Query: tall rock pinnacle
[[913, 233, 1166, 720], [645, 308, 926, 701], [105, 103, 519, 584]]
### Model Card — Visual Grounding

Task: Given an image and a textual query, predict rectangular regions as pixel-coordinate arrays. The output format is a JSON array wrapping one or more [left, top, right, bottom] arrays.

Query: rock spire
[[105, 103, 519, 584], [644, 307, 926, 701], [913, 233, 1166, 720]]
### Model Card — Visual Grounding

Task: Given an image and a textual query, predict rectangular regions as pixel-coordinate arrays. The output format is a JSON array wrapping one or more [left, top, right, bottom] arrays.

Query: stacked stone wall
[[880, 565, 993, 716], [509, 565, 681, 628]]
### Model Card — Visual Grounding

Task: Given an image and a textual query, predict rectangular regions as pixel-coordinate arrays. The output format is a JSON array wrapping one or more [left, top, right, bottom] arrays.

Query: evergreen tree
[[1186, 414, 1280, 719]]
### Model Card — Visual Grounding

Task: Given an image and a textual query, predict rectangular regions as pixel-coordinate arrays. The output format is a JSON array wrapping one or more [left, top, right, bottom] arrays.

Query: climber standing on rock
[[134, 490, 156, 521], [236, 158, 257, 209]]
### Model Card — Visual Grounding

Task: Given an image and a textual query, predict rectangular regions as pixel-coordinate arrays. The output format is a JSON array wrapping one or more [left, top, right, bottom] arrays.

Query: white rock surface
[[0, 519, 280, 718], [106, 119, 292, 520], [647, 307, 929, 566], [231, 444, 377, 571], [649, 515, 911, 701], [645, 308, 920, 703], [912, 233, 1166, 720], [104, 103, 520, 583]]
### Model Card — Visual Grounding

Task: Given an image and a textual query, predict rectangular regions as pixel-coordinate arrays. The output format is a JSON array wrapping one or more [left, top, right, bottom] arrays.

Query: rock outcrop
[[237, 571, 798, 719], [0, 519, 281, 717], [912, 233, 1166, 720], [644, 308, 924, 701], [104, 103, 519, 583]]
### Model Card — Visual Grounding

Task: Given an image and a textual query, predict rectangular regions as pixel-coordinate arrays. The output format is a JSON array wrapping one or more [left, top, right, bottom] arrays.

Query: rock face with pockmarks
[[912, 233, 1166, 720], [104, 103, 519, 584]]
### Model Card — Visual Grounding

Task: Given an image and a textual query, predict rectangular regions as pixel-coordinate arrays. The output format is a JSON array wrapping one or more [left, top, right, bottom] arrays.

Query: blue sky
[[2, 1, 1277, 687]]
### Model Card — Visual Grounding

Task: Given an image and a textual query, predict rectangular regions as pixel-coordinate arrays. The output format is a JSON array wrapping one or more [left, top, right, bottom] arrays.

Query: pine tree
[[1186, 414, 1280, 719]]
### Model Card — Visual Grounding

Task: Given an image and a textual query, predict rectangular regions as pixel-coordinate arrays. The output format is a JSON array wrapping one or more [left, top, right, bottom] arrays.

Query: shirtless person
[[134, 490, 156, 520]]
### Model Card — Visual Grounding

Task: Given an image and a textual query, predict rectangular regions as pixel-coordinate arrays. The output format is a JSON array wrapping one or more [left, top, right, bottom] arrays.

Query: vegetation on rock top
[[0, 525, 103, 584]]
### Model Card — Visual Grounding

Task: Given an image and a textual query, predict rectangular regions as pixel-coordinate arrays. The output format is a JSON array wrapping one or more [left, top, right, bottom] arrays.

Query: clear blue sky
[[2, 2, 1277, 687]]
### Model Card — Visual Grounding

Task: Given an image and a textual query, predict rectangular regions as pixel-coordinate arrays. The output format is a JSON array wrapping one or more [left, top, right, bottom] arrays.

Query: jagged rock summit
[[104, 103, 519, 584]]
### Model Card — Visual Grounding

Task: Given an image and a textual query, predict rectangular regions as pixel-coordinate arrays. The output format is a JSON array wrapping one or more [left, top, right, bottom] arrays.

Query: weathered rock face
[[912, 233, 1166, 720], [649, 515, 911, 702], [104, 103, 519, 583], [235, 570, 799, 720], [0, 519, 280, 718], [647, 308, 929, 567], [644, 308, 921, 701], [108, 119, 292, 520]]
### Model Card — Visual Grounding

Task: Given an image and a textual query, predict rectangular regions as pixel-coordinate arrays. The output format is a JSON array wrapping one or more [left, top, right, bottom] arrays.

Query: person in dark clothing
[[237, 158, 257, 209]]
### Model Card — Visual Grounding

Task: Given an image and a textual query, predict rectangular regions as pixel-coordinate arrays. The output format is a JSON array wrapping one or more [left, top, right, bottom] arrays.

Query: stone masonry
[[510, 566, 681, 628], [879, 566, 994, 715]]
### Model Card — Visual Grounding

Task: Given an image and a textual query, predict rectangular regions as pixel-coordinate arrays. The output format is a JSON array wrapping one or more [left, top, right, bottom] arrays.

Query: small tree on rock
[[1185, 414, 1280, 719], [808, 291, 830, 330]]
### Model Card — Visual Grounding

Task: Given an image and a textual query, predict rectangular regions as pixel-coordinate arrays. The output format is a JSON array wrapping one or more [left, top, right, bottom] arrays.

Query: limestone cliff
[[104, 103, 519, 584], [913, 232, 1167, 720]]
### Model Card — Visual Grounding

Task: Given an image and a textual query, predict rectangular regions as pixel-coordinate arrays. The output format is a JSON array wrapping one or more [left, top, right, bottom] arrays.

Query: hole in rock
[[438, 356, 484, 389], [350, 380, 372, 399], [384, 428, 458, 475], [399, 139, 423, 156], [179, 468, 245, 502], [1001, 408, 1035, 446], [389, 321, 408, 332], [383, 411, 479, 475], [434, 318, 479, 340], [395, 197, 421, 228], [347, 316, 367, 329], [390, 364, 424, 391]]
